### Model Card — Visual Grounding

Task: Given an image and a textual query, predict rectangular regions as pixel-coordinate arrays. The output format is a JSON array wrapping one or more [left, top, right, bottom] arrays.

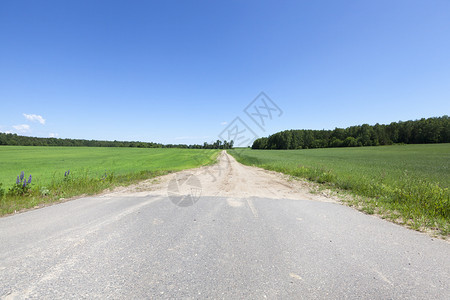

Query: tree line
[[0, 134, 234, 149], [164, 140, 234, 149], [252, 116, 449, 150]]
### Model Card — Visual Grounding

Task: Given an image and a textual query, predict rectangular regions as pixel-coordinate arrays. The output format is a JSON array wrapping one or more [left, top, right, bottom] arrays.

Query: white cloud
[[221, 121, 228, 126], [12, 124, 31, 133], [23, 113, 46, 125], [49, 133, 59, 138]]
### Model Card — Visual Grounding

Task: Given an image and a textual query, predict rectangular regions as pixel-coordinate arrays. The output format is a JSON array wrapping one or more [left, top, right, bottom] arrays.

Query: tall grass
[[229, 144, 449, 236]]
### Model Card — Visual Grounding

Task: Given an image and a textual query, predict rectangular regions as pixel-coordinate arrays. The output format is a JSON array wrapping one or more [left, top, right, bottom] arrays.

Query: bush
[[0, 183, 4, 198]]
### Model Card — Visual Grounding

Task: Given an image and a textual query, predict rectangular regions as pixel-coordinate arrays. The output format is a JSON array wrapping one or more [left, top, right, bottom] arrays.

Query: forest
[[0, 133, 234, 149], [252, 116, 449, 150]]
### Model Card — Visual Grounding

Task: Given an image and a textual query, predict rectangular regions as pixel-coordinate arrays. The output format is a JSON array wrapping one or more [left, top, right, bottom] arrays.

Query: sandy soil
[[110, 150, 335, 203]]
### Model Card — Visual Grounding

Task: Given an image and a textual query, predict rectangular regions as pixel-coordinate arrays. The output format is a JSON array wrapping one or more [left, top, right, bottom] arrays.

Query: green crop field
[[0, 146, 219, 215], [0, 146, 218, 188], [228, 144, 450, 236]]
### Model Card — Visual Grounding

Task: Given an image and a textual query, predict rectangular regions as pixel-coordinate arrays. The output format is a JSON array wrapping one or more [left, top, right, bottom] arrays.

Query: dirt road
[[117, 150, 333, 202]]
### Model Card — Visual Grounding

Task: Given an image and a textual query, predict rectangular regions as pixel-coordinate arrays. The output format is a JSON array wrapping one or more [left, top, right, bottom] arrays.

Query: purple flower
[[20, 171, 24, 181], [23, 180, 27, 188], [28, 175, 32, 184], [65, 171, 67, 177], [16, 176, 20, 185], [68, 170, 70, 176]]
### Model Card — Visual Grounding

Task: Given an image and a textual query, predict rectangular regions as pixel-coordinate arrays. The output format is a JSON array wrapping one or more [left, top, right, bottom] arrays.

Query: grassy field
[[228, 144, 450, 236], [0, 146, 219, 215]]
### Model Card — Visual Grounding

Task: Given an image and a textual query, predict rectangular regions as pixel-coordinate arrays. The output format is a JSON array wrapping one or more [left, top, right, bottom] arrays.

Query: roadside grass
[[228, 144, 450, 237], [0, 147, 219, 216]]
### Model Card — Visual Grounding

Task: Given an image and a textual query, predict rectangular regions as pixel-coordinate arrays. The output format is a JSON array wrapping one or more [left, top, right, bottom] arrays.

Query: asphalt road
[[0, 153, 449, 299]]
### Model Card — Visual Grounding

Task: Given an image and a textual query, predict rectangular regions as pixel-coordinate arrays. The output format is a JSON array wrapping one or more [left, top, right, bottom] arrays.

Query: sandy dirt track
[[112, 150, 334, 203]]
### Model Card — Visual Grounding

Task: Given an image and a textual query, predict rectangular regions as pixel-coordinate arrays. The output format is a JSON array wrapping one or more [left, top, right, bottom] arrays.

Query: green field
[[0, 146, 219, 214], [0, 146, 218, 188], [229, 144, 450, 235]]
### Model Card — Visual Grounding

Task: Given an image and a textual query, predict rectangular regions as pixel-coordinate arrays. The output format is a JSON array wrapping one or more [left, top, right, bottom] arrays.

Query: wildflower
[[68, 170, 70, 176], [20, 171, 24, 181], [16, 176, 20, 185], [65, 171, 67, 177], [28, 175, 32, 184], [23, 180, 27, 188]]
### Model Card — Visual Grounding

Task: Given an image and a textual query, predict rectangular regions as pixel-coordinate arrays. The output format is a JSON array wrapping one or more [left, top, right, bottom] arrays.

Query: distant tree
[[250, 116, 449, 150], [330, 138, 343, 148], [343, 137, 358, 147]]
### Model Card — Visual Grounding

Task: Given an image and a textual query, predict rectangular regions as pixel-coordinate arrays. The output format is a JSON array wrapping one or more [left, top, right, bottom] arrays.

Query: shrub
[[0, 183, 4, 198], [8, 171, 32, 196]]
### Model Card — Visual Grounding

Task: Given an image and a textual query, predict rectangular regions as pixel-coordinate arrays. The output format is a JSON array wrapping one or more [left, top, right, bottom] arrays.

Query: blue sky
[[1, 0, 449, 145]]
